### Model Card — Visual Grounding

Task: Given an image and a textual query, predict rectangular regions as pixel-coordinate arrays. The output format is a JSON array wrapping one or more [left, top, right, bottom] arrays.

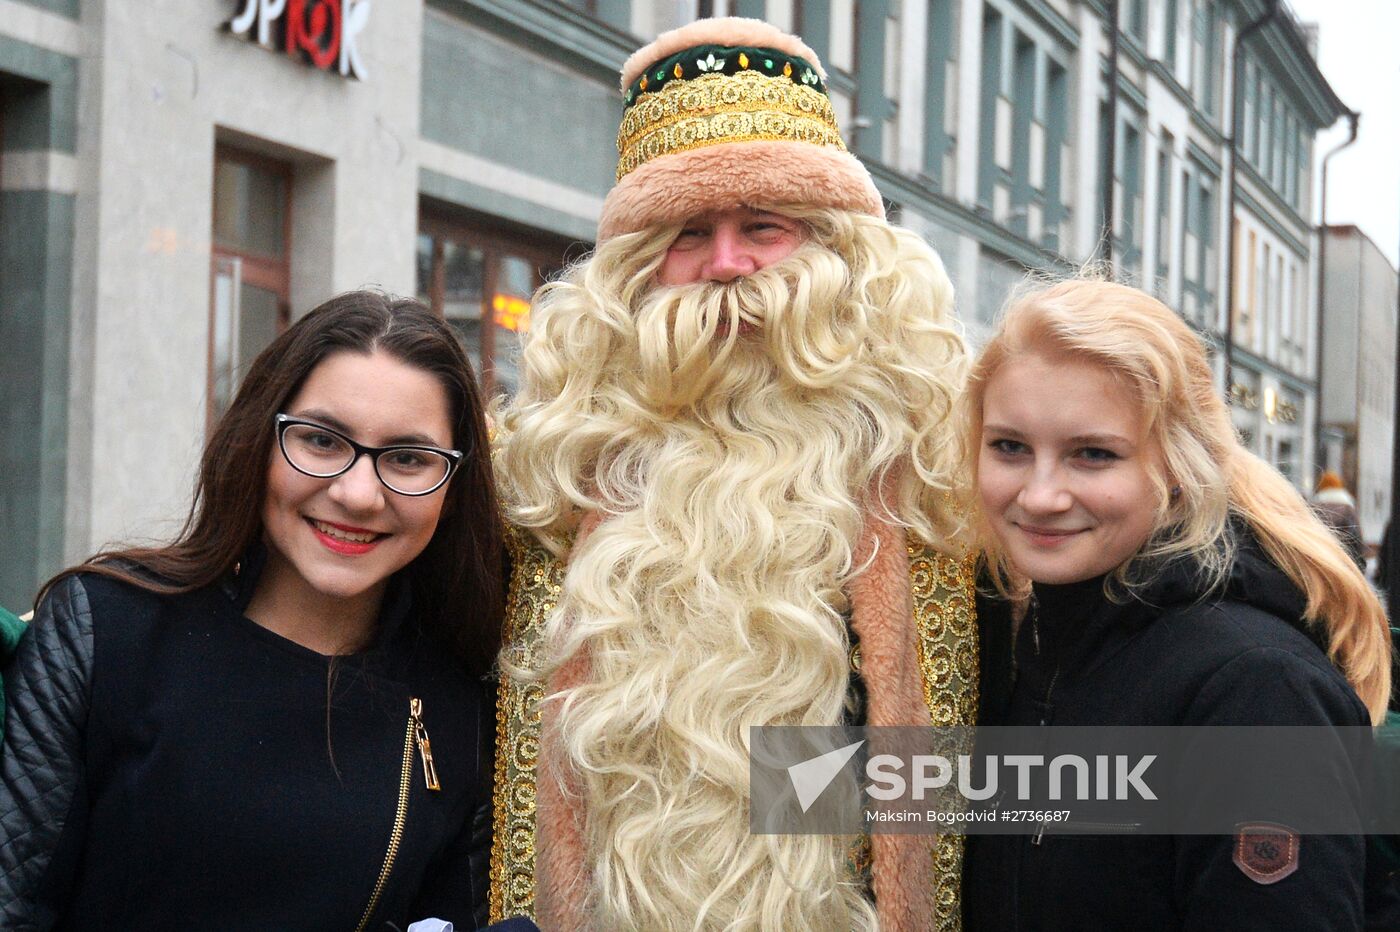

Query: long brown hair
[[961, 278, 1392, 723], [41, 291, 505, 675]]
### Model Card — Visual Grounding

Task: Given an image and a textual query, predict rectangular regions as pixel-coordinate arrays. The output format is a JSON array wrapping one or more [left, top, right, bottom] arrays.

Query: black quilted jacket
[[0, 559, 495, 931]]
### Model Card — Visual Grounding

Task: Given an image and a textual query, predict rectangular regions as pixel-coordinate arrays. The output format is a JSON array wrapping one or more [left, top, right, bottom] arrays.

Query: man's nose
[[702, 226, 757, 282]]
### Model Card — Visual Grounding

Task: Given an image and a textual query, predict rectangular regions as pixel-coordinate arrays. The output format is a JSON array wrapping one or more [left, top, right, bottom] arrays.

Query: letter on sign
[[227, 0, 370, 80]]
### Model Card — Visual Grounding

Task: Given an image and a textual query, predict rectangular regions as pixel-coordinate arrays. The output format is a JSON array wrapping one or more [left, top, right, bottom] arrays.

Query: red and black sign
[[228, 0, 370, 80]]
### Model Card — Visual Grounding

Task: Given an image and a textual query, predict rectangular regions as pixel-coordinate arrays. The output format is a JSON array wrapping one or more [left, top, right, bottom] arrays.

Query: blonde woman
[[958, 279, 1396, 930]]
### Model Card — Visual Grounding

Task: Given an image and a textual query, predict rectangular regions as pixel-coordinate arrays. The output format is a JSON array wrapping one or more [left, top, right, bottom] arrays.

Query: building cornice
[[865, 162, 1075, 274], [1229, 0, 1349, 127], [1236, 158, 1311, 242], [1186, 140, 1223, 178], [1010, 0, 1081, 49], [1229, 341, 1315, 393], [1147, 60, 1192, 109], [1235, 182, 1310, 258], [428, 0, 634, 84]]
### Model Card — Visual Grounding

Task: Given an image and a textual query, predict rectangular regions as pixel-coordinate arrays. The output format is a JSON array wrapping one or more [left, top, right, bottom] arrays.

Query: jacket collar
[[1023, 519, 1322, 677], [220, 540, 414, 649]]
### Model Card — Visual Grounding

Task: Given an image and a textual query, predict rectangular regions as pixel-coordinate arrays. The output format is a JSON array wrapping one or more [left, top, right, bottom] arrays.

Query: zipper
[[353, 697, 426, 932], [1029, 598, 1061, 847], [411, 698, 441, 792], [1033, 820, 1142, 845], [1053, 820, 1142, 834]]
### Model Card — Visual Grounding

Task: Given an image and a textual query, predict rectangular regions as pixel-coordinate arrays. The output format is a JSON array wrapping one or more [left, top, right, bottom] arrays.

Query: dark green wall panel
[[421, 19, 619, 200], [0, 190, 74, 610]]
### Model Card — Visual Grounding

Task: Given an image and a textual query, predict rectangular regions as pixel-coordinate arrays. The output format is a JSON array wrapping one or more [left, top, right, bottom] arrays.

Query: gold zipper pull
[[410, 698, 441, 792]]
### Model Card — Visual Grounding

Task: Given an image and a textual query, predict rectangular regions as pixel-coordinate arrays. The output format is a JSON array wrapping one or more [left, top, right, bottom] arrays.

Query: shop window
[[417, 213, 572, 397], [209, 146, 291, 422]]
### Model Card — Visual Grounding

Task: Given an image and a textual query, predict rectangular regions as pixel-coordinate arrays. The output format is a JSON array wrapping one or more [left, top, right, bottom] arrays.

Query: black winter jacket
[[963, 532, 1400, 931], [0, 556, 495, 931]]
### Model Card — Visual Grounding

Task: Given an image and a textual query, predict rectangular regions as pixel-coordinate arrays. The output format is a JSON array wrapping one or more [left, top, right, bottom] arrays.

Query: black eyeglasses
[[274, 414, 463, 496]]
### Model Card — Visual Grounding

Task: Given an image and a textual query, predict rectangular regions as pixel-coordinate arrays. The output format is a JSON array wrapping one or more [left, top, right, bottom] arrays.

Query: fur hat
[[597, 17, 885, 241], [1315, 470, 1346, 493]]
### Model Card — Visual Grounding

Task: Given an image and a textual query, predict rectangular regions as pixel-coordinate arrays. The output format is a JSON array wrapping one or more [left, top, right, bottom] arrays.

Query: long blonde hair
[[494, 208, 967, 928], [962, 278, 1392, 723]]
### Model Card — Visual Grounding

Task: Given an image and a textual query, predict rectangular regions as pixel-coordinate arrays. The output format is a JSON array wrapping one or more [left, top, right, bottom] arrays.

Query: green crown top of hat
[[622, 44, 827, 107]]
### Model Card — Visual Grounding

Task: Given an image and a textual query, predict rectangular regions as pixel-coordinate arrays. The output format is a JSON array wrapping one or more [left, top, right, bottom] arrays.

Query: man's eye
[[668, 229, 706, 251], [748, 221, 791, 237]]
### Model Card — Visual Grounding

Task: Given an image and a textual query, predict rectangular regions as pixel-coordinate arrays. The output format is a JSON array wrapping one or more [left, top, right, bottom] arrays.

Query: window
[[416, 213, 572, 397], [828, 0, 856, 74], [1163, 0, 1180, 68], [1197, 174, 1215, 306], [1043, 60, 1070, 252], [1276, 438, 1294, 482], [1118, 123, 1144, 281], [1010, 31, 1036, 239], [922, 0, 958, 190], [631, 1, 689, 40], [1242, 61, 1257, 163], [768, 0, 796, 32], [1281, 260, 1295, 352], [881, 2, 901, 165], [1180, 162, 1217, 323], [976, 251, 1023, 325], [1123, 0, 1146, 41], [1257, 83, 1271, 176], [1283, 113, 1296, 206], [977, 7, 1004, 210], [209, 146, 291, 421], [1189, 0, 1219, 117], [1155, 137, 1174, 293]]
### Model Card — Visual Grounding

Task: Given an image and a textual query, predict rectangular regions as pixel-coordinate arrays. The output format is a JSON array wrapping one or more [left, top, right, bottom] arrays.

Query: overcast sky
[[1285, 0, 1399, 267]]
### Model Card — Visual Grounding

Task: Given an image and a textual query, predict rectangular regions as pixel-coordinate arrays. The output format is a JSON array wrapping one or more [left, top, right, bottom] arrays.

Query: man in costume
[[489, 17, 978, 932]]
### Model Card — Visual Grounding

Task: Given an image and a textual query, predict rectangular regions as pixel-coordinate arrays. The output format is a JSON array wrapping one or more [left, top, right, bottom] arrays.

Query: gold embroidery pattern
[[489, 525, 567, 923], [908, 533, 980, 932], [617, 71, 843, 180], [846, 833, 873, 890]]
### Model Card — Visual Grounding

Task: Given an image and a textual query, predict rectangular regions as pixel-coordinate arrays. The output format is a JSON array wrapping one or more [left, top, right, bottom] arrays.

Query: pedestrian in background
[[0, 606, 22, 731], [960, 278, 1396, 931], [1313, 470, 1367, 572], [0, 292, 526, 930]]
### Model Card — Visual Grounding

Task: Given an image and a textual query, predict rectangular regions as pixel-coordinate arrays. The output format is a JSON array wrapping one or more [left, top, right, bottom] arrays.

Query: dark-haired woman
[[0, 292, 512, 930]]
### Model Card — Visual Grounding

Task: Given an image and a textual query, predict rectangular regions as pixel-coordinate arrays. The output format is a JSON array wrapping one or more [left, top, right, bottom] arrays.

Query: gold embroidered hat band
[[597, 17, 885, 242]]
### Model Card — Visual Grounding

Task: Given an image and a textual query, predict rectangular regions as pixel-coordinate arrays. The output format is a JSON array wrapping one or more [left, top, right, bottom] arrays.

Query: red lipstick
[[306, 518, 384, 556]]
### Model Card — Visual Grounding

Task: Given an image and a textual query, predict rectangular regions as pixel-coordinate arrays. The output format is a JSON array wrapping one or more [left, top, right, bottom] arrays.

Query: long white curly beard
[[546, 272, 885, 931]]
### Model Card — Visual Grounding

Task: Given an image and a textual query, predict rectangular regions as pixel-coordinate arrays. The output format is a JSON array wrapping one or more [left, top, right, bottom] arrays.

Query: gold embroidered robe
[[488, 525, 979, 930]]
